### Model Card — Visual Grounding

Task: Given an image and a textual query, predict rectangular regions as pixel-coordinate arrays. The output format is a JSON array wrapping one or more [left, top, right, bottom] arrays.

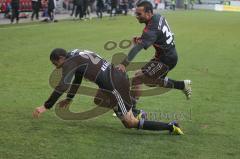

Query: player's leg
[[110, 70, 182, 134], [114, 84, 179, 133], [94, 88, 142, 113], [94, 87, 145, 119], [130, 70, 149, 119], [116, 105, 183, 135], [136, 59, 192, 99], [131, 60, 172, 100], [130, 61, 169, 102], [94, 88, 117, 108], [108, 68, 144, 118], [141, 60, 171, 87], [117, 107, 183, 135], [164, 77, 192, 99], [160, 48, 192, 99], [130, 70, 144, 100], [137, 117, 184, 135]]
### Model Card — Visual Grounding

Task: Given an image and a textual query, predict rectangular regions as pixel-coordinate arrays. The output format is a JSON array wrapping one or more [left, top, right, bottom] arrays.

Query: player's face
[[135, 7, 152, 23], [51, 56, 65, 68]]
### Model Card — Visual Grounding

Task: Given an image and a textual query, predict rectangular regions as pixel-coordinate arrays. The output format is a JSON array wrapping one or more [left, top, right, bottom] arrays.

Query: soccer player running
[[117, 1, 192, 102], [33, 48, 183, 135]]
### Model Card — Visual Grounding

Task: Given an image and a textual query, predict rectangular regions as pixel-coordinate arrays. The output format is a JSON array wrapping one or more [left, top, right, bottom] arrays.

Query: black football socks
[[138, 119, 173, 131], [163, 77, 185, 90]]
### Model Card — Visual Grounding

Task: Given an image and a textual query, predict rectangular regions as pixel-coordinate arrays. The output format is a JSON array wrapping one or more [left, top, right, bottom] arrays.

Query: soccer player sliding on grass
[[33, 48, 183, 135]]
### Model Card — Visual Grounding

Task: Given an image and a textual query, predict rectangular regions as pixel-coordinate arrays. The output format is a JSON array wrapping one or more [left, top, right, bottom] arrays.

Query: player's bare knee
[[122, 118, 138, 129], [122, 121, 134, 129], [123, 123, 131, 129]]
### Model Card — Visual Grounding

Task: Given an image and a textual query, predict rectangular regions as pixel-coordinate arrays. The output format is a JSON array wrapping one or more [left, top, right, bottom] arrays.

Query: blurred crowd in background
[[0, 0, 231, 24]]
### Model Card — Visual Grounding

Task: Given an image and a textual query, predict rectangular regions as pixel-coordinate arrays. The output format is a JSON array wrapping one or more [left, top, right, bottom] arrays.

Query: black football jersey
[[64, 49, 110, 82], [139, 14, 175, 59], [44, 49, 110, 108]]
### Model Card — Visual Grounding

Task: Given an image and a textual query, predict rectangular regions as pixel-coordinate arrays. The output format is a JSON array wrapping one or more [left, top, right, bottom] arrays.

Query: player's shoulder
[[68, 49, 95, 56], [152, 14, 165, 23], [63, 49, 89, 67], [67, 49, 81, 57], [147, 14, 164, 28], [65, 49, 85, 63], [67, 49, 103, 63]]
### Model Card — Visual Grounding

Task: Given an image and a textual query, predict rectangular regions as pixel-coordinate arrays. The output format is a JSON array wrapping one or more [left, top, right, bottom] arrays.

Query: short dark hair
[[50, 48, 67, 61], [137, 1, 153, 14]]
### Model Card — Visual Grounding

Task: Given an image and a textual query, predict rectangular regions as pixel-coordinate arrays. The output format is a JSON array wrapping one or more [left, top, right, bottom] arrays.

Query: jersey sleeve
[[121, 44, 144, 66], [140, 26, 158, 49], [66, 65, 86, 99], [44, 64, 74, 109]]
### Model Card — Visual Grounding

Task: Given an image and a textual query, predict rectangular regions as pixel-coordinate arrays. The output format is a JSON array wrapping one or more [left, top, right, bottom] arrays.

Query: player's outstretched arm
[[57, 98, 72, 109], [117, 44, 144, 72], [57, 74, 83, 108]]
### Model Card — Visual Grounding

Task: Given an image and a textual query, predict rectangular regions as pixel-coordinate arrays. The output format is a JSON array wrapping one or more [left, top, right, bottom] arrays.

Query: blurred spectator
[[190, 0, 194, 9], [96, 0, 104, 18], [75, 0, 84, 19], [171, 0, 175, 10], [63, 0, 71, 11], [41, 0, 48, 17], [154, 0, 160, 9], [110, 0, 117, 17], [120, 0, 128, 15], [89, 0, 94, 12], [128, 0, 134, 10], [164, 0, 167, 9], [31, 0, 41, 20], [83, 0, 91, 19], [184, 0, 188, 10], [48, 0, 55, 21], [0, 1, 2, 12], [11, 0, 20, 23], [70, 0, 77, 16], [1, 0, 11, 18]]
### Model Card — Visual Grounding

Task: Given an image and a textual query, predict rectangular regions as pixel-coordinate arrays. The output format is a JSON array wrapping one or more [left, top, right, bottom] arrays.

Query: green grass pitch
[[0, 10, 240, 159]]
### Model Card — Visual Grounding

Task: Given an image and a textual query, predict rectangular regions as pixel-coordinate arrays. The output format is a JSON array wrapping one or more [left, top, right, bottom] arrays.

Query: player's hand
[[132, 37, 141, 45], [33, 106, 47, 118], [117, 64, 126, 72], [58, 99, 72, 109]]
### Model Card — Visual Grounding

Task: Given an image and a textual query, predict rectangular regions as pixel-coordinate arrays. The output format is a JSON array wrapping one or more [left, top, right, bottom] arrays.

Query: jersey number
[[79, 50, 101, 65], [162, 25, 173, 44]]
